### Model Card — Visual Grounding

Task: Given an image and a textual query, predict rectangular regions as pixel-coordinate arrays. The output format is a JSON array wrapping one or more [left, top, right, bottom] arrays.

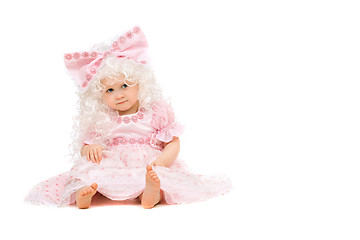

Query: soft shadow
[[90, 192, 140, 207], [69, 192, 169, 208]]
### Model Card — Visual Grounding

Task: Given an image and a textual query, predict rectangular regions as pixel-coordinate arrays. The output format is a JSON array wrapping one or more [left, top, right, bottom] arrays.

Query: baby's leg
[[139, 165, 162, 209], [75, 183, 98, 209]]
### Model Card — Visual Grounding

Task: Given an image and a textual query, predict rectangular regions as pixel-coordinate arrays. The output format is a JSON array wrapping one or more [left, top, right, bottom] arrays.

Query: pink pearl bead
[[123, 116, 130, 123], [65, 54, 72, 60], [131, 115, 138, 122], [119, 36, 126, 43], [113, 138, 119, 146], [126, 31, 133, 39], [103, 51, 110, 57], [90, 52, 98, 58], [73, 52, 81, 59], [133, 26, 141, 34]]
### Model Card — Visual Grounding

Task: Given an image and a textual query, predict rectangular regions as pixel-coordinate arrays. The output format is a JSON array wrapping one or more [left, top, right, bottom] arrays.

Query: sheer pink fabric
[[25, 101, 231, 206]]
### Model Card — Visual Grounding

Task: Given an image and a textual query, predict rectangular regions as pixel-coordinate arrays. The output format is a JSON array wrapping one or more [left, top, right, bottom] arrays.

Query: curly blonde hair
[[69, 55, 162, 162]]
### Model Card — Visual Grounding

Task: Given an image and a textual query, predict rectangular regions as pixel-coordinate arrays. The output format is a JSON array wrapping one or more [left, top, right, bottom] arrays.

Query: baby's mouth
[[117, 100, 127, 105]]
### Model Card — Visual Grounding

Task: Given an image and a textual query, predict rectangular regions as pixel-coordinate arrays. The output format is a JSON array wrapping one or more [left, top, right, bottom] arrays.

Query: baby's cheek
[[102, 96, 113, 108]]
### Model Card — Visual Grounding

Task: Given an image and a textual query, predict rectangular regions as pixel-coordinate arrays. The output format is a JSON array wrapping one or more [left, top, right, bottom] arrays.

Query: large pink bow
[[64, 26, 149, 89]]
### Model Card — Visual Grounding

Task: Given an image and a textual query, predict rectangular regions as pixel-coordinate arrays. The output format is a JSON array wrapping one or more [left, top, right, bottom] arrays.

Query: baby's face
[[101, 75, 139, 115]]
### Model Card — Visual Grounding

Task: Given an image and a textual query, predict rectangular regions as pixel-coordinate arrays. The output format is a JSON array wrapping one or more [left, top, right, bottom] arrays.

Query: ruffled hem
[[25, 162, 232, 207], [154, 122, 185, 143]]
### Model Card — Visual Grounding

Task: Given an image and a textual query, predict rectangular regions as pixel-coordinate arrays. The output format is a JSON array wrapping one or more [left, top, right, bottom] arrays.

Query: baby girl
[[26, 26, 231, 209]]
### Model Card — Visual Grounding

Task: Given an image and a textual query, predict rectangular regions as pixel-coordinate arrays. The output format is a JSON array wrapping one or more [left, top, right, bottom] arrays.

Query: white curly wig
[[69, 55, 162, 161]]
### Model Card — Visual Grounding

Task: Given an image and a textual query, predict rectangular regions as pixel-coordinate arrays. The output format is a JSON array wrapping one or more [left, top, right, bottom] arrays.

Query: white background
[[0, 0, 359, 239]]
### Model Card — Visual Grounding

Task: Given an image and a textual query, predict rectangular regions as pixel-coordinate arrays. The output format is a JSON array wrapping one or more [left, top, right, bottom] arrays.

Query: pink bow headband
[[64, 26, 149, 89]]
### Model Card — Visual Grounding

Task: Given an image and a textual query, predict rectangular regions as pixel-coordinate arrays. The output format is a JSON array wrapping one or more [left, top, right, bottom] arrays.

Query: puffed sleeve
[[83, 128, 98, 145], [83, 137, 93, 145], [83, 133, 95, 145], [151, 101, 184, 143]]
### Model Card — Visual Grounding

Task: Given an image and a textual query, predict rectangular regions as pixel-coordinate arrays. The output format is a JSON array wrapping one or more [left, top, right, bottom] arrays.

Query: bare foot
[[76, 183, 98, 209], [141, 165, 161, 209]]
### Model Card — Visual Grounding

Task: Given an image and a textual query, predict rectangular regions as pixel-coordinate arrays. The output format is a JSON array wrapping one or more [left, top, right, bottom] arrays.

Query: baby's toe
[[91, 183, 98, 190], [152, 174, 160, 182], [146, 165, 152, 171]]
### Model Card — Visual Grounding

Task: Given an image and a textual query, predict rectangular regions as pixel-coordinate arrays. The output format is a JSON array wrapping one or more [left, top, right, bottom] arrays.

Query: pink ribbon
[[64, 26, 149, 89]]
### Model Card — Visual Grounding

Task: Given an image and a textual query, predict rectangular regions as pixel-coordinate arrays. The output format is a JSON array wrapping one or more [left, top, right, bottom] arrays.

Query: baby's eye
[[106, 88, 114, 93], [121, 84, 128, 89]]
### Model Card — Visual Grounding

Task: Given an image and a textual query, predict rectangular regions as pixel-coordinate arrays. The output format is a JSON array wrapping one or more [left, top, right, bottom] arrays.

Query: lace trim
[[116, 107, 146, 124], [109, 136, 164, 150]]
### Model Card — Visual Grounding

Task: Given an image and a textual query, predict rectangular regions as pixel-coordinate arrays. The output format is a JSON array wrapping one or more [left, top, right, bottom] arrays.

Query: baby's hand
[[82, 144, 104, 164]]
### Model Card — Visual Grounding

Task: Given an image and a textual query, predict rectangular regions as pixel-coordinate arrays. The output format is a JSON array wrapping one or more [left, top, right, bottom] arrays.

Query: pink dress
[[25, 101, 232, 206]]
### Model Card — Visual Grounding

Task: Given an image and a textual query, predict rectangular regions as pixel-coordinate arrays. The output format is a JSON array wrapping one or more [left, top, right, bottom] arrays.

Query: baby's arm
[[150, 137, 180, 167]]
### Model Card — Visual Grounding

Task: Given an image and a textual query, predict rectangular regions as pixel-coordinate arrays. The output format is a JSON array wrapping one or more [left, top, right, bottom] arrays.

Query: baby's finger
[[96, 149, 101, 164], [94, 148, 99, 163], [90, 150, 96, 163], [88, 149, 93, 162], [98, 148, 103, 161]]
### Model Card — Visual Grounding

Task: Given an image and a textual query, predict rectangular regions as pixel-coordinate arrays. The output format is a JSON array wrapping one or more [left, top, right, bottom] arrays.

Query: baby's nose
[[115, 92, 125, 99]]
